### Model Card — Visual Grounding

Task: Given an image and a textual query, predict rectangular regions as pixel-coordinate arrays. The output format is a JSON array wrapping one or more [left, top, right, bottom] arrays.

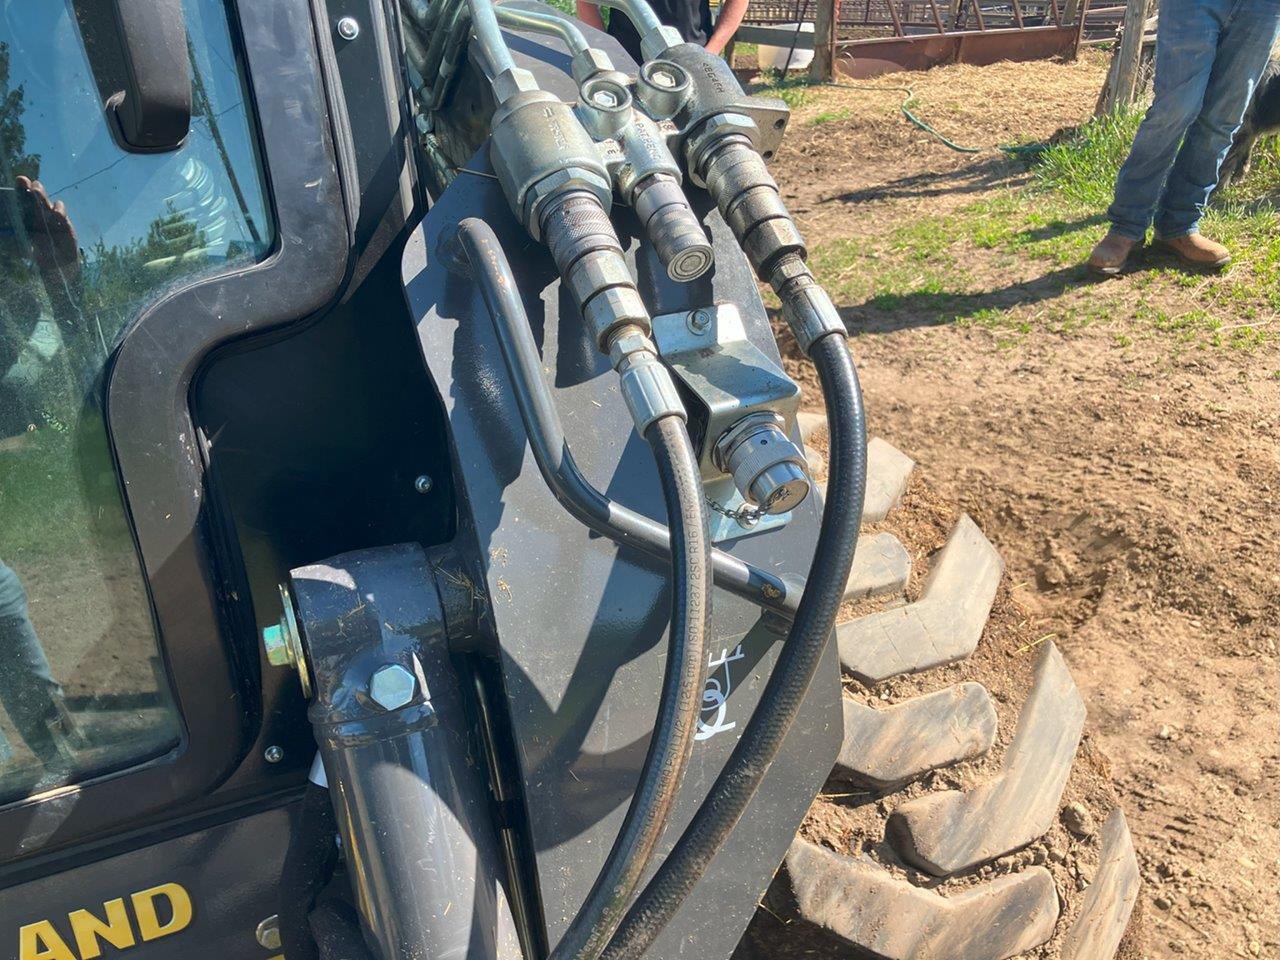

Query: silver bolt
[[256, 916, 282, 951], [262, 623, 291, 667], [688, 309, 713, 334], [369, 664, 417, 710], [651, 67, 678, 88], [336, 16, 360, 40], [592, 88, 619, 108], [264, 745, 284, 764], [414, 474, 433, 494]]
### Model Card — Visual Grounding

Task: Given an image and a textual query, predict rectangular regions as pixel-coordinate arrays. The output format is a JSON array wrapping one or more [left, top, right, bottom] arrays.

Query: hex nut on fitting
[[685, 114, 761, 185], [369, 664, 418, 711], [640, 25, 684, 62], [607, 328, 659, 368], [491, 66, 540, 104], [571, 48, 615, 84], [564, 252, 635, 311], [584, 287, 650, 349]]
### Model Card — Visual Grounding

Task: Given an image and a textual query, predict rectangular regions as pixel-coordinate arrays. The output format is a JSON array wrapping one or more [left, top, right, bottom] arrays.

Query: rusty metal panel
[[835, 25, 1082, 78]]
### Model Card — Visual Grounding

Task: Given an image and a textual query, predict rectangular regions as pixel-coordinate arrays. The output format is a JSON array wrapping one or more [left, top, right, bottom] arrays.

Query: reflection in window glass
[[0, 0, 273, 803]]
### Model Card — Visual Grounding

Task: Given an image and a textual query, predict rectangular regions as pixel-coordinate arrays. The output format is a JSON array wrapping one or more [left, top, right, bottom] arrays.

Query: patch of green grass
[[758, 71, 814, 109], [805, 107, 1280, 354], [1033, 110, 1145, 209], [809, 107, 851, 126]]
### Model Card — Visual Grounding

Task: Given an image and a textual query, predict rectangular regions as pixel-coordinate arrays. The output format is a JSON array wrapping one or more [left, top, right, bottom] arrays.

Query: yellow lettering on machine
[[130, 883, 193, 941], [18, 920, 76, 960]]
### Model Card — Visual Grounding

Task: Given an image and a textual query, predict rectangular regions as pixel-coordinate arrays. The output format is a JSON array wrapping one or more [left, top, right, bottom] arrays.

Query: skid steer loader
[[0, 1, 1138, 959]]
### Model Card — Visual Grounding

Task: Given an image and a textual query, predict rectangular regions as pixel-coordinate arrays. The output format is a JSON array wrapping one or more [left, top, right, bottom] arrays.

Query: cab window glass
[[0, 0, 272, 803]]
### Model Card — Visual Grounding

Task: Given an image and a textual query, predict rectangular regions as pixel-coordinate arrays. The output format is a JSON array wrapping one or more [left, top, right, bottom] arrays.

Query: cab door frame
[[0, 0, 352, 868]]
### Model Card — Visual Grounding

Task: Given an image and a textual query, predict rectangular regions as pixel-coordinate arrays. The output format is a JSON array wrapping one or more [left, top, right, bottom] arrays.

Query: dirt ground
[[754, 53, 1277, 959]]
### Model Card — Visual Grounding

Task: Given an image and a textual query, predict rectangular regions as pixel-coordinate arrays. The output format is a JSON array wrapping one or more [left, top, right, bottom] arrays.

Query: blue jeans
[[1108, 0, 1280, 240], [0, 559, 65, 764]]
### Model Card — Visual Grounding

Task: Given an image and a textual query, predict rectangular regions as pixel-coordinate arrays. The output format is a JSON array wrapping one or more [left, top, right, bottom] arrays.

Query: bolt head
[[688, 309, 713, 333], [651, 68, 677, 89], [336, 16, 360, 40], [637, 60, 691, 120], [370, 664, 418, 710], [262, 623, 292, 667], [256, 916, 282, 951], [414, 474, 433, 494], [264, 745, 284, 764]]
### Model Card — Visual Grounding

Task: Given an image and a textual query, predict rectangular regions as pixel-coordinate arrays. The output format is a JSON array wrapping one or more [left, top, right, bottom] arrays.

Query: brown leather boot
[[1086, 231, 1139, 277], [1152, 233, 1231, 272]]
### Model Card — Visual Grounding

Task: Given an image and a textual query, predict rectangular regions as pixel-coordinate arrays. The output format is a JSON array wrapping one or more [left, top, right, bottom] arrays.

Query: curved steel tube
[[445, 219, 800, 617], [464, 0, 520, 79], [494, 4, 591, 55], [579, 0, 665, 36]]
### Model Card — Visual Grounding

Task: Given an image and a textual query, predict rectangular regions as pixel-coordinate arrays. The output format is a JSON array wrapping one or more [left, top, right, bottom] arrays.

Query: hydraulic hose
[[549, 414, 710, 960], [451, 217, 713, 960], [599, 331, 867, 960], [446, 220, 800, 616]]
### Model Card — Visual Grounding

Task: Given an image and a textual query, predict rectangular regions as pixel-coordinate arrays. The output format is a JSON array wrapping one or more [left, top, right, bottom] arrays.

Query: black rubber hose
[[445, 218, 801, 616], [599, 331, 867, 960], [550, 415, 712, 960], [451, 218, 714, 960]]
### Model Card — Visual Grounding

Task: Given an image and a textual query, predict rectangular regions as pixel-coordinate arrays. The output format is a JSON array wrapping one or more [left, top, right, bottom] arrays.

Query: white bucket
[[756, 22, 815, 72]]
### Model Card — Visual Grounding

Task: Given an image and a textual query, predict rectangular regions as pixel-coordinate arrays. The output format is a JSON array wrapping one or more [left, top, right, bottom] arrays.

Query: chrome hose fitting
[[608, 326, 687, 434], [574, 75, 713, 283], [539, 188, 651, 348], [691, 131, 845, 352], [631, 173, 712, 281], [713, 412, 810, 514]]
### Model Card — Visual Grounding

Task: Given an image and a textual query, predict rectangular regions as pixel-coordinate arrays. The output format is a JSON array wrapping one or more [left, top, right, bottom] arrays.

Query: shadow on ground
[[824, 155, 1028, 205], [842, 264, 1095, 333]]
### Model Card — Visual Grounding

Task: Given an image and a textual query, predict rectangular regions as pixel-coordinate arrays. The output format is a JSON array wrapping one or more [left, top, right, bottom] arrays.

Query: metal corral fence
[[735, 0, 1137, 78]]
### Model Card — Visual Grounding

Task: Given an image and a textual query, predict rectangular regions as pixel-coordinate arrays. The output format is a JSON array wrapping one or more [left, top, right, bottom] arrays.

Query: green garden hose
[[823, 82, 1046, 157]]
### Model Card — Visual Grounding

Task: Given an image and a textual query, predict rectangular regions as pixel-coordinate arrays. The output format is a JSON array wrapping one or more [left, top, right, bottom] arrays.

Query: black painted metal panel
[[1, 805, 294, 960], [402, 154, 842, 958]]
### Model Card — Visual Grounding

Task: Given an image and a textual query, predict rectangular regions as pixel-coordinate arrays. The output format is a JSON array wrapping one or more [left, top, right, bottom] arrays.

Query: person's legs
[[0, 559, 72, 768], [1154, 0, 1280, 239], [1105, 0, 1225, 241]]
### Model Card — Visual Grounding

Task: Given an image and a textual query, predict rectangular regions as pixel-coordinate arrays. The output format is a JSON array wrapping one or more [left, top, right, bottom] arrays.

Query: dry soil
[[752, 53, 1277, 960]]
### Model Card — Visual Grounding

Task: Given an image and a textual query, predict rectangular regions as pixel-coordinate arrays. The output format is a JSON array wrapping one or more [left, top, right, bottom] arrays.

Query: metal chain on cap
[[705, 485, 791, 528]]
